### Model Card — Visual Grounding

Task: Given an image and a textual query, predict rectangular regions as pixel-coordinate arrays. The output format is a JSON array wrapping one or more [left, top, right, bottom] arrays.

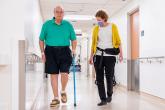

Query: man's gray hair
[[54, 5, 64, 12]]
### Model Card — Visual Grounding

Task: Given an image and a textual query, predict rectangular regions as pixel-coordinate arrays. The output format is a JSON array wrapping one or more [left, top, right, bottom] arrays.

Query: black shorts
[[44, 46, 72, 74]]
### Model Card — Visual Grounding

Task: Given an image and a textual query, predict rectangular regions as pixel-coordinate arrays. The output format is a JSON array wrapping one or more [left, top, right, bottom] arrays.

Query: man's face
[[54, 7, 64, 20]]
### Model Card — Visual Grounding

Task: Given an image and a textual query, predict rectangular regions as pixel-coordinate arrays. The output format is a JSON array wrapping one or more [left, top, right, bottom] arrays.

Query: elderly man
[[39, 5, 77, 107]]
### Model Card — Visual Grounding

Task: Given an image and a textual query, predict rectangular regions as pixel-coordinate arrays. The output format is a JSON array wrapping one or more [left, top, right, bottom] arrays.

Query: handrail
[[139, 56, 165, 64], [116, 58, 127, 63], [116, 56, 165, 64], [139, 56, 165, 59], [25, 53, 42, 64]]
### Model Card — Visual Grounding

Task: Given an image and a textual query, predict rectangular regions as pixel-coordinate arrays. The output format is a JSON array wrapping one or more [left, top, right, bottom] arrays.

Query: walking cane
[[72, 54, 77, 106]]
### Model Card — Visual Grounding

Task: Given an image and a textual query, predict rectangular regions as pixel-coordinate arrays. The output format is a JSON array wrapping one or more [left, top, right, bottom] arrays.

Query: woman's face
[[96, 17, 105, 27], [96, 17, 104, 22]]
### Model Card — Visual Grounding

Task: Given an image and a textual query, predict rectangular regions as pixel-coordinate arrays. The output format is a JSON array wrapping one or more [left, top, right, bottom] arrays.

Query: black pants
[[93, 55, 116, 101]]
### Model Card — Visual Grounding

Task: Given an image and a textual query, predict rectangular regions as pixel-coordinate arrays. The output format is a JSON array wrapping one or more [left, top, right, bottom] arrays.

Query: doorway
[[127, 8, 140, 92]]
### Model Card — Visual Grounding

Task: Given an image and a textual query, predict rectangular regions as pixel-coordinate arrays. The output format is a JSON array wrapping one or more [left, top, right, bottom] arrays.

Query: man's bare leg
[[51, 74, 59, 98], [61, 73, 68, 91], [60, 73, 68, 103]]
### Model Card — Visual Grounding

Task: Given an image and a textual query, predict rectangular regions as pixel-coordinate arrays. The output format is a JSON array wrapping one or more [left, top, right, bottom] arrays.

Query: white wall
[[24, 0, 43, 56], [0, 0, 24, 109], [0, 0, 43, 109], [139, 0, 165, 99], [140, 0, 165, 57], [110, 0, 165, 98]]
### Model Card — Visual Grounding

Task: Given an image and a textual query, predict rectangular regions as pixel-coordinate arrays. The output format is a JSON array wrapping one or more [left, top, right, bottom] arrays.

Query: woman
[[89, 10, 123, 106]]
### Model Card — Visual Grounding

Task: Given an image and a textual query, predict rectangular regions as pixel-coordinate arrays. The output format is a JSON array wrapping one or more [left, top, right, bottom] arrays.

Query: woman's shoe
[[97, 100, 107, 106], [106, 97, 112, 103]]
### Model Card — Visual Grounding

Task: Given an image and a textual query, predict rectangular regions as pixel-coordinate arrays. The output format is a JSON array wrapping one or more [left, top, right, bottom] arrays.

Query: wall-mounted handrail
[[116, 56, 165, 64], [116, 58, 127, 63], [25, 53, 42, 64], [138, 56, 165, 64], [139, 56, 165, 59]]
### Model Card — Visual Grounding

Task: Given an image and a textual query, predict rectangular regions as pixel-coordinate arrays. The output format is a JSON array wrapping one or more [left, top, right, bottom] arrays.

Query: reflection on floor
[[27, 72, 165, 110], [26, 71, 44, 110]]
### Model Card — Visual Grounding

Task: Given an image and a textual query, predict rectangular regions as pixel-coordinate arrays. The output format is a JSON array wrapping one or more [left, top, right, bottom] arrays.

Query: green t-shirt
[[39, 18, 76, 46]]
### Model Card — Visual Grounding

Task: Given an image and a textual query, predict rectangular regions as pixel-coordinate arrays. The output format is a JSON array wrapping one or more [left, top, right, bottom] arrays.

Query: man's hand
[[41, 52, 46, 63], [72, 49, 76, 57], [71, 40, 77, 57]]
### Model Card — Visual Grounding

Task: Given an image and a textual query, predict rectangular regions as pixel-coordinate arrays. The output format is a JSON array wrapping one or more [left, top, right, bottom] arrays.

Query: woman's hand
[[89, 56, 93, 64], [119, 53, 123, 62], [119, 45, 123, 62]]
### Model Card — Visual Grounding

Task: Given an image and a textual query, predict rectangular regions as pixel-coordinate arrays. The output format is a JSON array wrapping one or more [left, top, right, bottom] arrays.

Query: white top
[[96, 24, 115, 56]]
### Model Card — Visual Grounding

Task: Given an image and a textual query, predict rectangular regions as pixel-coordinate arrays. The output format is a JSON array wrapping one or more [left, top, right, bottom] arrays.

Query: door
[[128, 9, 140, 92]]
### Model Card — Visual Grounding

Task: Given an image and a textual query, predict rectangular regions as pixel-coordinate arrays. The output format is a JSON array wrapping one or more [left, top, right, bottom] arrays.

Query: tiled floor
[[27, 73, 165, 110]]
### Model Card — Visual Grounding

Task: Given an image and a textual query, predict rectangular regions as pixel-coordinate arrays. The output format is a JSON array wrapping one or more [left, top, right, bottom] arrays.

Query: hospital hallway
[[1, 0, 165, 110]]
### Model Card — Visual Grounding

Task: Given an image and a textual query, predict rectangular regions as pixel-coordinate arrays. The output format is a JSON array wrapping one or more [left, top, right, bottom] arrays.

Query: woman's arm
[[89, 49, 94, 64], [119, 44, 123, 62]]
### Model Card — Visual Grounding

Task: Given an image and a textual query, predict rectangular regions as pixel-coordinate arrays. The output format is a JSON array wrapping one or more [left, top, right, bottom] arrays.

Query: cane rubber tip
[[74, 103, 77, 106]]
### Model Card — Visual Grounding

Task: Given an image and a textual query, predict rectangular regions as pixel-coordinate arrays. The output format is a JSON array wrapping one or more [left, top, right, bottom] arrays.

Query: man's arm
[[71, 40, 77, 55], [39, 40, 45, 53], [39, 40, 46, 62]]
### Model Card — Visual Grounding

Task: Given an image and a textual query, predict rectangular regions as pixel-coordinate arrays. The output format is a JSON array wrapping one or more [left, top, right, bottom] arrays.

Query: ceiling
[[39, 0, 132, 32]]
